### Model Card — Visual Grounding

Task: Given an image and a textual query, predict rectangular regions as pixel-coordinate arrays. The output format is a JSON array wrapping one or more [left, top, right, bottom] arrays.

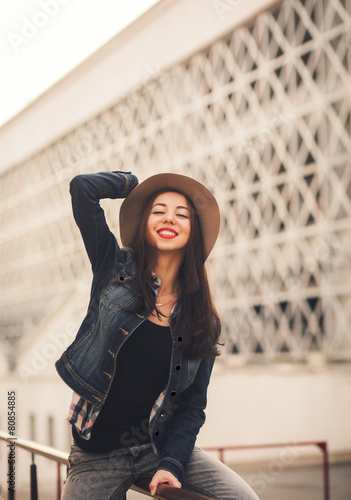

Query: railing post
[[316, 442, 330, 500], [30, 453, 38, 500], [57, 462, 62, 500]]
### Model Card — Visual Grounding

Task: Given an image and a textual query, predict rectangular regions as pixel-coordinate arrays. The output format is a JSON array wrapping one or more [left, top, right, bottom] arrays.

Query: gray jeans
[[61, 443, 260, 500]]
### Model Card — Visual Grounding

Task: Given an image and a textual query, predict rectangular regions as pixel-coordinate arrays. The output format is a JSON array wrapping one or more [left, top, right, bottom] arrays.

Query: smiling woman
[[145, 191, 192, 326], [55, 171, 260, 499], [148, 191, 191, 248], [119, 176, 221, 342]]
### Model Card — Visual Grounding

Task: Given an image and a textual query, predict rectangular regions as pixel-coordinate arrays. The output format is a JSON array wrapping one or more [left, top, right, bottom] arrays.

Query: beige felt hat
[[119, 173, 220, 261]]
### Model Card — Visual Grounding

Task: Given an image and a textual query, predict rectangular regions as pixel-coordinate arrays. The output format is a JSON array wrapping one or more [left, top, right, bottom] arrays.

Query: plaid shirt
[[68, 392, 100, 440]]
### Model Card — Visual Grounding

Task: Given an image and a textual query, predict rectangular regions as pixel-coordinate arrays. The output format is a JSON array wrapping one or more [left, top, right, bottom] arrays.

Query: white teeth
[[159, 230, 176, 236]]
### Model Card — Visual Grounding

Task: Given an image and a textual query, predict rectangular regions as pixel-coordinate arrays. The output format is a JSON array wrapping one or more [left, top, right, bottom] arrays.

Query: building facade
[[0, 0, 351, 494]]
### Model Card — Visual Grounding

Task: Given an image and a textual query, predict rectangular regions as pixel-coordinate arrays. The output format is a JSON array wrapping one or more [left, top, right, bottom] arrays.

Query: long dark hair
[[129, 188, 222, 359]]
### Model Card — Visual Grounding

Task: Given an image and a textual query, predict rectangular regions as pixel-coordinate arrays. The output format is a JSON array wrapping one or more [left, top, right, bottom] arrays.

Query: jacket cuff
[[157, 457, 184, 481], [112, 171, 139, 194]]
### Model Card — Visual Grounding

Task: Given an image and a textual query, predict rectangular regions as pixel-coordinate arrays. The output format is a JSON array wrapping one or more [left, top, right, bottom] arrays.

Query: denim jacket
[[55, 171, 216, 481]]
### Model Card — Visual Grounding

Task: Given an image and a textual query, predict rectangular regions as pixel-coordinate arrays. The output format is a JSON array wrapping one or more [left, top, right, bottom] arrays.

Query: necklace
[[156, 289, 177, 306], [156, 295, 177, 307], [157, 290, 176, 297]]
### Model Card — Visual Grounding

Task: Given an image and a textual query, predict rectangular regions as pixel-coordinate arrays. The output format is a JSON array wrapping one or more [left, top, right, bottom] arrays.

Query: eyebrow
[[152, 202, 190, 211]]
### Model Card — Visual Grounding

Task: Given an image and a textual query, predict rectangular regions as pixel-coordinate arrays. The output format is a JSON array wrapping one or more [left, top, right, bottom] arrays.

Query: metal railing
[[0, 431, 212, 500], [203, 440, 330, 500], [0, 432, 330, 500], [0, 430, 67, 500]]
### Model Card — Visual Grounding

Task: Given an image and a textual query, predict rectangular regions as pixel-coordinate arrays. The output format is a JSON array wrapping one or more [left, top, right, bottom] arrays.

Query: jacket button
[[154, 430, 159, 436], [177, 336, 183, 342], [118, 276, 125, 282], [175, 365, 181, 371], [160, 413, 165, 418], [170, 390, 176, 397]]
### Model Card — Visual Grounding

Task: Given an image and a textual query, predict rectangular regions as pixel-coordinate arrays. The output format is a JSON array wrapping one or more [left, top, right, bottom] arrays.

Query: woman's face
[[147, 191, 191, 254]]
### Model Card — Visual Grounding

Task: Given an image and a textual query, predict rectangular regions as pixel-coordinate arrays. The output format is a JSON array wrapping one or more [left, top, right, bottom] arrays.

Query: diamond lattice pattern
[[1, 0, 351, 361]]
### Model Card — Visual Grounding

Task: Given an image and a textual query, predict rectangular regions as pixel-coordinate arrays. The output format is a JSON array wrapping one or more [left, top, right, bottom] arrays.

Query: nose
[[163, 212, 175, 224]]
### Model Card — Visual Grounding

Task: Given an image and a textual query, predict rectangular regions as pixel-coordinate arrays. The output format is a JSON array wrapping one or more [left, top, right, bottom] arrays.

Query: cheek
[[146, 217, 157, 243], [183, 222, 191, 242], [146, 216, 154, 234]]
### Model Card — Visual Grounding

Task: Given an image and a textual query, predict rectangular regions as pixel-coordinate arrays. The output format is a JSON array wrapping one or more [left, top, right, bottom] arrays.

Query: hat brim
[[119, 173, 220, 261]]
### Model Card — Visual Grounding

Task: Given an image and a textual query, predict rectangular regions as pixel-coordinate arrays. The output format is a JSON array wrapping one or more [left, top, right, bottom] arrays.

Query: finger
[[149, 480, 158, 496], [168, 477, 181, 488]]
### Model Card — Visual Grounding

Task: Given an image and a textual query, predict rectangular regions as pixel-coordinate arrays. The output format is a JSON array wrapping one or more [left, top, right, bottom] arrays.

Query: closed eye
[[152, 210, 188, 218]]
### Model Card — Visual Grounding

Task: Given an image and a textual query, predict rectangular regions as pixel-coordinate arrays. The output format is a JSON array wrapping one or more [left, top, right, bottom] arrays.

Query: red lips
[[157, 227, 178, 238]]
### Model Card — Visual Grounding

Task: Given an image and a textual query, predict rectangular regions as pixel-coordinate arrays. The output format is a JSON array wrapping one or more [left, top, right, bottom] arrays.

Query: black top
[[73, 319, 172, 452]]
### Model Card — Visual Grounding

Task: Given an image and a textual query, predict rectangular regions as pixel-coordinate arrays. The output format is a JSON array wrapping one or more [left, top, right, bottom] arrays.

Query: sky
[[0, 0, 160, 127]]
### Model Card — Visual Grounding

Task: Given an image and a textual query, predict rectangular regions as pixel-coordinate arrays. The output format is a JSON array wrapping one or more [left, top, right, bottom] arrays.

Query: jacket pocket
[[101, 275, 137, 311]]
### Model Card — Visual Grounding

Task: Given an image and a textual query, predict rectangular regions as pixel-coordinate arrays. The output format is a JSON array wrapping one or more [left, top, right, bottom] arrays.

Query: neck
[[154, 252, 183, 294]]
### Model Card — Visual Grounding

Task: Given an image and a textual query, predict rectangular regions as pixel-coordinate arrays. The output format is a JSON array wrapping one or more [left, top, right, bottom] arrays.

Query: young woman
[[56, 171, 259, 499]]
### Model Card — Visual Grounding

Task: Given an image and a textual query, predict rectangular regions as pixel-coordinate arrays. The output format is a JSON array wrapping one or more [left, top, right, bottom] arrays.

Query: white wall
[[198, 359, 351, 465], [0, 375, 72, 494]]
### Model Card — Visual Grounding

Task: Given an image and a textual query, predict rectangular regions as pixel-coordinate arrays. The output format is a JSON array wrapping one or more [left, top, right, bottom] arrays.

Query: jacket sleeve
[[156, 356, 215, 481], [69, 171, 138, 273]]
